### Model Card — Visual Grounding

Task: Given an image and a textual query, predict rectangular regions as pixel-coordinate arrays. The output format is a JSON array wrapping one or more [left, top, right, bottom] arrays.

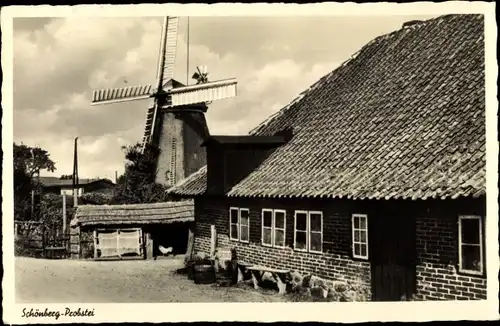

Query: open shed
[[71, 200, 194, 260]]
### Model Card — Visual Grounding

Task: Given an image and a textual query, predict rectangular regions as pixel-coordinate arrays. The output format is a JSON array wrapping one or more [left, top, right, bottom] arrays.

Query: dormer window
[[202, 135, 289, 195]]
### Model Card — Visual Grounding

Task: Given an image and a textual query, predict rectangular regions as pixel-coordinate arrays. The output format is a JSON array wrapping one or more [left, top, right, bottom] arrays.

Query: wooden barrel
[[193, 262, 216, 284], [186, 261, 195, 280]]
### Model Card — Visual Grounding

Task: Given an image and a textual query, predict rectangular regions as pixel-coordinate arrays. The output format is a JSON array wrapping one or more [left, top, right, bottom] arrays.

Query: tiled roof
[[38, 177, 114, 187], [75, 200, 194, 226], [169, 14, 485, 200], [169, 166, 208, 197]]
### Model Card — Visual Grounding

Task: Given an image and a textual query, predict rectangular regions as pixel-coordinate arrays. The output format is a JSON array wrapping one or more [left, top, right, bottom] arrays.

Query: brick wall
[[415, 199, 487, 300], [415, 263, 486, 300], [193, 197, 371, 289], [192, 196, 486, 301]]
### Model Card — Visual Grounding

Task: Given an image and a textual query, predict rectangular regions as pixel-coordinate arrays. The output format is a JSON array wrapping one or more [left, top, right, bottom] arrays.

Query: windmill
[[90, 16, 237, 187]]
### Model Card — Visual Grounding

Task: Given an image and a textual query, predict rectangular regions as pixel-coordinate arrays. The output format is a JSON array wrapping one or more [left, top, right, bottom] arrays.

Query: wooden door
[[371, 212, 416, 301]]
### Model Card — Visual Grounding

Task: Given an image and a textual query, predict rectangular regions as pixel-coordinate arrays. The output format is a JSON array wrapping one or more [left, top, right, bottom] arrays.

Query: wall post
[[69, 218, 80, 259]]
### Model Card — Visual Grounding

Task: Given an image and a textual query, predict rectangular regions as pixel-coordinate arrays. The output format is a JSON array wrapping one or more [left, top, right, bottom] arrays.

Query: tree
[[60, 174, 73, 180], [14, 143, 56, 220], [14, 143, 56, 178], [110, 142, 170, 204]]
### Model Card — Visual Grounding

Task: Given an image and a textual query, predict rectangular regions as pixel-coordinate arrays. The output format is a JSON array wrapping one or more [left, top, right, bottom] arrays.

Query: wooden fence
[[15, 221, 70, 259]]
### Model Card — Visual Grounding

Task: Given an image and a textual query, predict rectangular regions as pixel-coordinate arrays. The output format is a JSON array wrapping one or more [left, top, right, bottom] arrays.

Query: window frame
[[293, 210, 309, 253], [238, 208, 250, 243], [308, 210, 323, 254], [293, 210, 323, 254], [351, 213, 369, 260], [261, 209, 287, 248], [273, 209, 287, 248], [229, 207, 250, 243], [458, 215, 484, 276]]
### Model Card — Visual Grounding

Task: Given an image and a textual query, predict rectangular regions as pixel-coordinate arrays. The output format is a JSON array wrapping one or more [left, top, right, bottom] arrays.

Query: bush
[[80, 192, 113, 205], [15, 236, 43, 257], [38, 193, 75, 229]]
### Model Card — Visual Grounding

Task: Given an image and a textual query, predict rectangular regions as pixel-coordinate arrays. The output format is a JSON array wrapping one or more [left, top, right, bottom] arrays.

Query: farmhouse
[[71, 200, 194, 260], [168, 14, 487, 301], [38, 176, 115, 196]]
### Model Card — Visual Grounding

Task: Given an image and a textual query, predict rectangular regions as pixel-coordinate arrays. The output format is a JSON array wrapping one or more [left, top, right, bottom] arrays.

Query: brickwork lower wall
[[415, 263, 487, 300], [192, 196, 487, 301], [194, 197, 371, 291], [414, 200, 487, 300]]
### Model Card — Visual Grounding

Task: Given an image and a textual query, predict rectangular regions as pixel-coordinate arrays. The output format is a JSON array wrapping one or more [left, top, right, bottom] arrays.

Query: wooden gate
[[43, 228, 70, 259], [371, 213, 416, 301], [14, 221, 70, 259], [94, 228, 144, 259]]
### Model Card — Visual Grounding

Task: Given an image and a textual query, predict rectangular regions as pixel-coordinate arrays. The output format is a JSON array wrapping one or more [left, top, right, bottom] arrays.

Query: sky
[[13, 14, 437, 181]]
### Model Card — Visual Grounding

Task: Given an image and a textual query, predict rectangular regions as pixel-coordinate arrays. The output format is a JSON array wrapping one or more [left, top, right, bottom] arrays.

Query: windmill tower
[[91, 17, 237, 187]]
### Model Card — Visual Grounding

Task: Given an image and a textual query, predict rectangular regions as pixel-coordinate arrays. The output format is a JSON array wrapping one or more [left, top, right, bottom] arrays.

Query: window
[[261, 209, 286, 247], [458, 215, 484, 275], [352, 214, 368, 260], [229, 207, 250, 242], [294, 211, 323, 253], [61, 188, 83, 196], [240, 209, 250, 242]]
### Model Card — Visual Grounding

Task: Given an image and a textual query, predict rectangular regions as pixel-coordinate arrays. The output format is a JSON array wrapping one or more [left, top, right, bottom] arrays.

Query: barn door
[[118, 229, 143, 257], [96, 230, 119, 258], [371, 213, 416, 301], [95, 228, 143, 259]]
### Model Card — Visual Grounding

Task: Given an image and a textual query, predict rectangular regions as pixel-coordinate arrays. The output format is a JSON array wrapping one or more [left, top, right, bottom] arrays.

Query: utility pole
[[31, 190, 35, 219], [113, 170, 118, 197], [30, 148, 39, 220], [62, 192, 67, 233], [72, 137, 79, 207], [187, 16, 190, 86]]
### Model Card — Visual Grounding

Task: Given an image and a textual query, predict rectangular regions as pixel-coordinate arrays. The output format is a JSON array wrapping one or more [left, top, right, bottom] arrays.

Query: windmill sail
[[91, 84, 153, 105], [142, 106, 157, 145], [89, 15, 238, 157], [169, 78, 237, 106], [142, 16, 180, 150], [160, 16, 179, 87]]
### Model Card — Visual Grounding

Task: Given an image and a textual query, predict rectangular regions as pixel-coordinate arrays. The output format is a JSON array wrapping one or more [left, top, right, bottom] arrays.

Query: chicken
[[158, 245, 173, 256]]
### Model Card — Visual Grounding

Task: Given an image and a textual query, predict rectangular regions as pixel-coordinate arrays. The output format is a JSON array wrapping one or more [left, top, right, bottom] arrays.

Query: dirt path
[[15, 257, 287, 303]]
